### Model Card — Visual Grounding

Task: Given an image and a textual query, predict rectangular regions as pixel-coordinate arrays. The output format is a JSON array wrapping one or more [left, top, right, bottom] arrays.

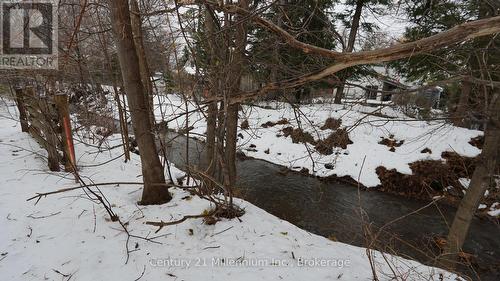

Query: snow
[[150, 94, 482, 188], [0, 99, 462, 280], [459, 178, 471, 189], [488, 203, 500, 217], [488, 209, 500, 217]]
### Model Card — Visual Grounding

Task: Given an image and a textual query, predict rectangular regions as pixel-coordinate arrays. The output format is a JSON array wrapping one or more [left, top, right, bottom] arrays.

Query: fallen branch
[[146, 210, 216, 233], [27, 182, 142, 203], [200, 1, 500, 103], [27, 211, 61, 219], [26, 182, 175, 204]]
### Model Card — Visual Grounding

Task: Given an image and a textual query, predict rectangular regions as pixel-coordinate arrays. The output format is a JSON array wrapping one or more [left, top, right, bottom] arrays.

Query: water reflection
[[163, 132, 500, 280]]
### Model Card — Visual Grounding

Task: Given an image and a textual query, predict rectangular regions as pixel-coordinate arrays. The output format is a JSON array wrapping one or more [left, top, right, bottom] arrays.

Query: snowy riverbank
[[0, 97, 463, 280], [154, 95, 482, 186], [128, 94, 497, 217]]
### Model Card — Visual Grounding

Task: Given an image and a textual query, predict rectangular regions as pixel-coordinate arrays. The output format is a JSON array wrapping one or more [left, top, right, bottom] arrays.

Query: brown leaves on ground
[[379, 135, 404, 151], [203, 216, 218, 225], [240, 119, 249, 130], [421, 148, 432, 154], [314, 129, 353, 154], [376, 159, 461, 199], [281, 125, 353, 155], [261, 118, 289, 128], [320, 117, 342, 130], [441, 151, 477, 178], [376, 151, 499, 204], [282, 126, 315, 144], [468, 135, 484, 149]]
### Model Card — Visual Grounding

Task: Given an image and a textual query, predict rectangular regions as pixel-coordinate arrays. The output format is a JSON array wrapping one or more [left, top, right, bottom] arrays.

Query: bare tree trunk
[[96, 8, 130, 162], [453, 78, 472, 127], [225, 103, 238, 185], [14, 87, 29, 132], [334, 0, 364, 104], [268, 0, 286, 100], [203, 0, 246, 188], [130, 0, 155, 128], [113, 86, 131, 162], [441, 93, 499, 268], [333, 82, 346, 104], [206, 102, 217, 175], [217, 102, 227, 184], [109, 0, 171, 205], [224, 0, 248, 187], [204, 5, 219, 179]]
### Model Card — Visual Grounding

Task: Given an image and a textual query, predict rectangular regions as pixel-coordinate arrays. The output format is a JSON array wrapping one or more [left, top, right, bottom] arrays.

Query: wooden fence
[[14, 86, 77, 174]]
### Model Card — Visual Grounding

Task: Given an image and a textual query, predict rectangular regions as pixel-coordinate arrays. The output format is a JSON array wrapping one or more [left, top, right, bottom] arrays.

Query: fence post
[[24, 87, 44, 145], [14, 87, 29, 132], [54, 93, 77, 174], [26, 86, 61, 171], [40, 98, 62, 172]]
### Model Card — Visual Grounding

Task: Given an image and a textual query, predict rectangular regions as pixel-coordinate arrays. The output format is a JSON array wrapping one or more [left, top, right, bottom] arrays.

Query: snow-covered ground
[[0, 96, 463, 280], [98, 92, 497, 216], [149, 95, 482, 188]]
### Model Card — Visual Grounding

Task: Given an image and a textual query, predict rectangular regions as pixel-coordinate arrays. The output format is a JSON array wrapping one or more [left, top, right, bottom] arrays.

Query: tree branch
[[201, 2, 500, 103]]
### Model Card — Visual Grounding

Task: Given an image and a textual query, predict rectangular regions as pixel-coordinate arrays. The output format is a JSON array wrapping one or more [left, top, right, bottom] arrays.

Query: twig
[[134, 265, 146, 281], [27, 211, 61, 219], [210, 226, 234, 237], [203, 245, 221, 250], [146, 210, 216, 233], [52, 269, 71, 278], [26, 182, 171, 203]]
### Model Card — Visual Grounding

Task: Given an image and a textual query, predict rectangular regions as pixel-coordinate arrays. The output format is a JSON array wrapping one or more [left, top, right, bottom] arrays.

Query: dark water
[[162, 132, 499, 280]]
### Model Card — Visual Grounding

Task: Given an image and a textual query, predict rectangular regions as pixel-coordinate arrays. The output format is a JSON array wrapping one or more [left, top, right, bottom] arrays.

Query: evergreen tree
[[392, 0, 499, 126], [333, 0, 392, 103], [248, 0, 339, 101]]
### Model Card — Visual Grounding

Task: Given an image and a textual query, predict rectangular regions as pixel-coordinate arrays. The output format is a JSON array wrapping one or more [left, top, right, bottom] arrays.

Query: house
[[341, 66, 410, 103]]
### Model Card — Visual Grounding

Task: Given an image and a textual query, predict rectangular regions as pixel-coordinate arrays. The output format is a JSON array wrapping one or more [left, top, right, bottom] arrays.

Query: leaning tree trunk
[[109, 0, 171, 205], [334, 0, 364, 104], [441, 93, 499, 269]]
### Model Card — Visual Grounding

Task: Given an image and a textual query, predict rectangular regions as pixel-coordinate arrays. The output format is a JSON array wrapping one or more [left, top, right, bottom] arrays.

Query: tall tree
[[109, 0, 171, 205], [425, 0, 500, 269], [225, 0, 249, 186], [248, 0, 339, 101], [130, 0, 155, 127], [95, 7, 131, 162], [193, 1, 249, 188], [393, 0, 500, 127], [203, 5, 219, 182], [333, 0, 364, 104], [441, 92, 499, 268], [333, 0, 391, 104]]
